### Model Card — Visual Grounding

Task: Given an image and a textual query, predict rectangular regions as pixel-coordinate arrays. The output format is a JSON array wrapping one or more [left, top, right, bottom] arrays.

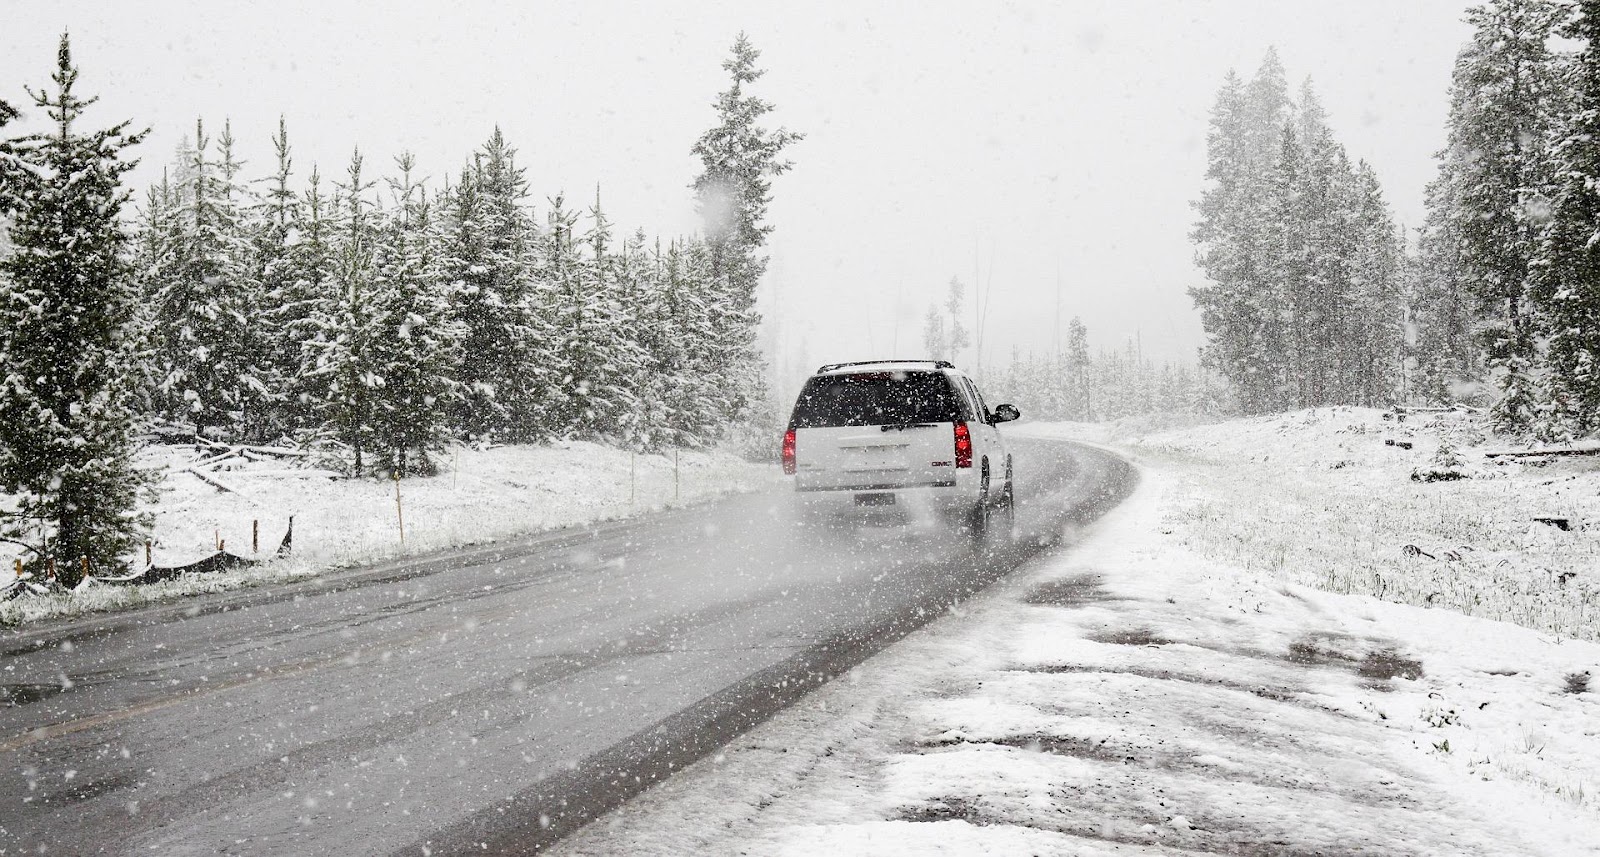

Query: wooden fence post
[[252, 520, 259, 554], [394, 472, 405, 545]]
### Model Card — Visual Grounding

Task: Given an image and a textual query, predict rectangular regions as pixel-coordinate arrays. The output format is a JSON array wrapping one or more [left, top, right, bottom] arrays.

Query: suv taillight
[[782, 429, 797, 475], [953, 421, 972, 468]]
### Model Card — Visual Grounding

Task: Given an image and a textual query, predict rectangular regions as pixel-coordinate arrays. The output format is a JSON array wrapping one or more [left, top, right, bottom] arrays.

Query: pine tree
[[149, 118, 265, 438], [365, 154, 461, 475], [443, 129, 545, 441], [1443, 0, 1569, 430], [565, 191, 645, 440], [0, 34, 150, 582], [305, 149, 380, 472], [283, 165, 337, 433], [1347, 162, 1404, 406], [1190, 53, 1293, 413], [1065, 317, 1092, 420], [1532, 0, 1600, 433], [690, 34, 802, 425], [253, 117, 307, 438], [1255, 123, 1302, 410], [1411, 170, 1480, 403], [921, 278, 970, 362], [128, 171, 178, 416], [568, 193, 616, 436], [646, 238, 723, 447]]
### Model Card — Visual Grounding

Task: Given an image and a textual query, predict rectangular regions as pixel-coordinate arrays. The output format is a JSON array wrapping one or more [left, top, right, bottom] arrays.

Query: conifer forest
[[7, 1, 1600, 574], [0, 34, 798, 577]]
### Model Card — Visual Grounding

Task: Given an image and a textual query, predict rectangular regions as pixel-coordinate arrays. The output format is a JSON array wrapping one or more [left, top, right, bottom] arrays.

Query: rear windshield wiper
[[881, 422, 938, 432]]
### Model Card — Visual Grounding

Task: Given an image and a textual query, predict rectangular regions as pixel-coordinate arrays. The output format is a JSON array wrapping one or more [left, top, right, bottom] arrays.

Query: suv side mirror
[[992, 403, 1021, 423]]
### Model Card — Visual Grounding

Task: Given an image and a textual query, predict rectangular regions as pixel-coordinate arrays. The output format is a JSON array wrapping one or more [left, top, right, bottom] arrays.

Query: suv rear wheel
[[966, 461, 992, 544]]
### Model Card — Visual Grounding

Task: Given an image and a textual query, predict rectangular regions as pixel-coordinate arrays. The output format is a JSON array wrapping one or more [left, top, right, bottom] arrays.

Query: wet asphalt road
[[0, 437, 1133, 856]]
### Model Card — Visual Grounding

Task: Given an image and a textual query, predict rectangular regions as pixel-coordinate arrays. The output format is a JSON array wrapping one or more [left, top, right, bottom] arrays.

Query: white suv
[[781, 360, 1020, 536]]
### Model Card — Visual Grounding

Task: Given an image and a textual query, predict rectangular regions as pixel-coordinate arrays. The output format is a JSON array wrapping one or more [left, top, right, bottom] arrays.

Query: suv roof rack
[[815, 359, 955, 373]]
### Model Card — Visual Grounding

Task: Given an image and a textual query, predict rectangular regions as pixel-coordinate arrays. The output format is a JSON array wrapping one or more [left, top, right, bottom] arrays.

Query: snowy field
[[0, 441, 778, 626], [1109, 407, 1600, 643], [553, 412, 1600, 856]]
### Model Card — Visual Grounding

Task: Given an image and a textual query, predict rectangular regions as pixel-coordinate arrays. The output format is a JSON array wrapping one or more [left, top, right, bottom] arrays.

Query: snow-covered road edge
[[553, 448, 1600, 856]]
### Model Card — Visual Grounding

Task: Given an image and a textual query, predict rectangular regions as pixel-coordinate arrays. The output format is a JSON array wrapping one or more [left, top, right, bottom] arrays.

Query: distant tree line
[[1189, 49, 1405, 416], [989, 318, 1224, 423], [0, 33, 798, 581], [1410, 0, 1600, 439]]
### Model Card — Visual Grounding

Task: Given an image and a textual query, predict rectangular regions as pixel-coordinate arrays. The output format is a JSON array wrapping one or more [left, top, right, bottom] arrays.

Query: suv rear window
[[788, 371, 964, 428]]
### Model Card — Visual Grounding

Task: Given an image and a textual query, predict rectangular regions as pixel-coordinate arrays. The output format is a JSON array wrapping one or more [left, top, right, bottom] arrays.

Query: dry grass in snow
[[1066, 407, 1600, 643]]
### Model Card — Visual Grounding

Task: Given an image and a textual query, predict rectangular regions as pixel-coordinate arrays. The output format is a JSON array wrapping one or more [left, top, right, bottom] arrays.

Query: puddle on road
[[1089, 627, 1174, 646], [1023, 573, 1113, 608], [1357, 649, 1424, 681], [1285, 632, 1423, 685], [898, 795, 986, 825]]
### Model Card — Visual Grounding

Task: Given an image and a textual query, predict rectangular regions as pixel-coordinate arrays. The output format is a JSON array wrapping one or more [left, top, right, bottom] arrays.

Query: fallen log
[[1483, 446, 1600, 459], [230, 468, 342, 479], [182, 467, 247, 495]]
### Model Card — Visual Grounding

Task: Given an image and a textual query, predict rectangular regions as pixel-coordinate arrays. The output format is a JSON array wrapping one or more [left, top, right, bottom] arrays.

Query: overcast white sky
[[3, 1, 1475, 393]]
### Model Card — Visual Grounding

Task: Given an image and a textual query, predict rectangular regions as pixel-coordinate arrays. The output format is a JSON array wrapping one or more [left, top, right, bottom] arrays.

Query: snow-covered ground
[[553, 411, 1600, 856], [1112, 406, 1600, 643], [1, 441, 777, 626]]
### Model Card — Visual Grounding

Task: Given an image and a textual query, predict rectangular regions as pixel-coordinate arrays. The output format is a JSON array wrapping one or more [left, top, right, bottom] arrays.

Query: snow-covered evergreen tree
[[1065, 317, 1092, 420], [1190, 55, 1291, 413], [1440, 0, 1568, 430], [1192, 52, 1403, 414], [149, 118, 267, 438], [921, 278, 971, 363], [566, 191, 644, 439], [442, 129, 545, 441], [0, 35, 150, 582], [364, 154, 461, 475], [690, 34, 801, 427], [251, 117, 306, 439], [305, 150, 380, 472], [641, 237, 724, 448], [283, 166, 337, 433], [1347, 162, 1404, 406], [1410, 172, 1480, 404], [1532, 0, 1600, 434]]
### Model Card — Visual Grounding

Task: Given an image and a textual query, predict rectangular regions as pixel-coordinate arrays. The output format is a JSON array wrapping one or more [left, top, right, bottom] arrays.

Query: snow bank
[[1, 441, 778, 626]]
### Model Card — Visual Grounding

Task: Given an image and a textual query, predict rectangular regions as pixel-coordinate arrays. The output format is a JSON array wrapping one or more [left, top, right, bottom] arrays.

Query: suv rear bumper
[[791, 479, 976, 521]]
